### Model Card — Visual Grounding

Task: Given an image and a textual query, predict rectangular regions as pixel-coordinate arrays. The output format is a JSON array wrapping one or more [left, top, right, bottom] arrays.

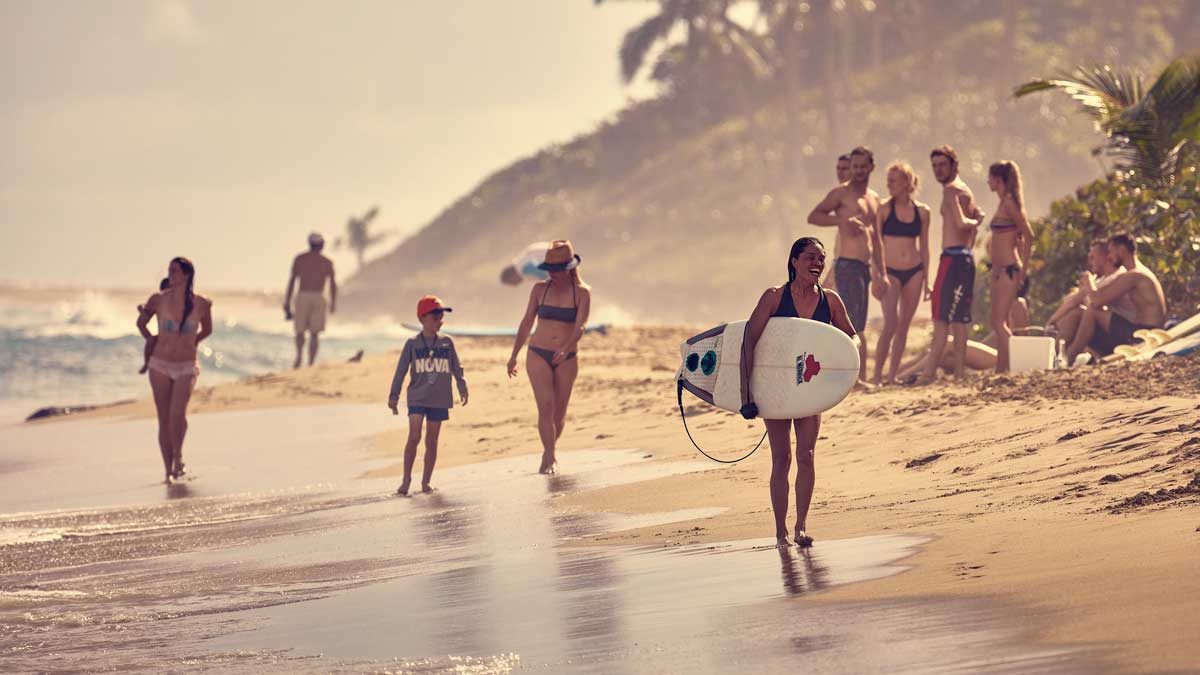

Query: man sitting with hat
[[284, 232, 337, 368]]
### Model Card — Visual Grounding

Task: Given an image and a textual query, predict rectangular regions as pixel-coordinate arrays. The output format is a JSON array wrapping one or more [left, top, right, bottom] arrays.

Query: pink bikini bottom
[[148, 357, 200, 381]]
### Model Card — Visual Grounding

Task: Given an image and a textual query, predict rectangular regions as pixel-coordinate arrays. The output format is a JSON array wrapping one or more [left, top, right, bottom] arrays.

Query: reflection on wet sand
[[778, 546, 830, 597], [0, 408, 1105, 673]]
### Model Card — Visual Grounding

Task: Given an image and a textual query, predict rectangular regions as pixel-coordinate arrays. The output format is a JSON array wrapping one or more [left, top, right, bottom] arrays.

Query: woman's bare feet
[[421, 484, 436, 493], [794, 528, 814, 547], [396, 480, 411, 496], [776, 534, 793, 548], [538, 454, 558, 475]]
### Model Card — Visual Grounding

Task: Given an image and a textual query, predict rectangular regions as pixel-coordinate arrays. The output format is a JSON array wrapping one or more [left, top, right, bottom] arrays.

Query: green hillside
[[344, 3, 1195, 326]]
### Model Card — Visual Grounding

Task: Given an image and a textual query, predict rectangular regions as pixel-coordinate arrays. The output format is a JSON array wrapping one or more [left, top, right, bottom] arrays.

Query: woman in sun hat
[[507, 240, 592, 474]]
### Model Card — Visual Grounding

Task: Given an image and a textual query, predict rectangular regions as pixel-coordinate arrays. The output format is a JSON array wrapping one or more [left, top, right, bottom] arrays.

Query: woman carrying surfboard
[[507, 240, 592, 474], [743, 237, 858, 548]]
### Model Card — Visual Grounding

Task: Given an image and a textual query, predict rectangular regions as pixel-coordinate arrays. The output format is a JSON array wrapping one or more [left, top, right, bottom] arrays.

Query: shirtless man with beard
[[808, 146, 888, 385]]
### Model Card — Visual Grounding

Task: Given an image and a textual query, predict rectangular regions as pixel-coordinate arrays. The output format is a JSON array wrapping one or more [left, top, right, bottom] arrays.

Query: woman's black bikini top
[[882, 201, 920, 238], [537, 282, 578, 323], [772, 282, 832, 324]]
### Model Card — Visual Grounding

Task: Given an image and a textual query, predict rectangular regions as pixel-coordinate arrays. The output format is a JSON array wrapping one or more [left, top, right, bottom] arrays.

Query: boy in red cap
[[387, 295, 469, 495]]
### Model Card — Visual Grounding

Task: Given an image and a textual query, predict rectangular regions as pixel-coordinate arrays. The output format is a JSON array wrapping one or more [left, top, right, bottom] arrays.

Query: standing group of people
[[809, 145, 1035, 385]]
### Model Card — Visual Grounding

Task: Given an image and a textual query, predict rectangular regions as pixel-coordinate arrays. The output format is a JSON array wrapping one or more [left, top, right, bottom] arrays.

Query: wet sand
[[1, 410, 1098, 673], [4, 328, 1199, 672]]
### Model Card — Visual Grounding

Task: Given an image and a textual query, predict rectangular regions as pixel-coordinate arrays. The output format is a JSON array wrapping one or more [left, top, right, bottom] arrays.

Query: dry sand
[[62, 326, 1200, 673]]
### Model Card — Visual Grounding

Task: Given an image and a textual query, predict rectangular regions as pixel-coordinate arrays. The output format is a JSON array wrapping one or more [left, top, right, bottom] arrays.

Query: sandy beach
[[3, 327, 1197, 672]]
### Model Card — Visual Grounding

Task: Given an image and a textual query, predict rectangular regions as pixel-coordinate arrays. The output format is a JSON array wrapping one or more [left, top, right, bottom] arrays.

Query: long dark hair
[[786, 237, 825, 282], [171, 256, 195, 329]]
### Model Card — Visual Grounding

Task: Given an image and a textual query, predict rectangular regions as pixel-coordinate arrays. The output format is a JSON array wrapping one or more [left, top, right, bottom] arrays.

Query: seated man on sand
[[1064, 233, 1166, 363], [1043, 238, 1130, 347]]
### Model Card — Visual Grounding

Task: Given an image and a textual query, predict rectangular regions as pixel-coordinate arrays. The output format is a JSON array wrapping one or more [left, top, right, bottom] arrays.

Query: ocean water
[[0, 289, 403, 420]]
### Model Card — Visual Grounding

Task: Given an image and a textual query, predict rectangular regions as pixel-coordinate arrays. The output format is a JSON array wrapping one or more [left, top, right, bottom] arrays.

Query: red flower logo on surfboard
[[804, 354, 820, 381], [796, 352, 821, 384]]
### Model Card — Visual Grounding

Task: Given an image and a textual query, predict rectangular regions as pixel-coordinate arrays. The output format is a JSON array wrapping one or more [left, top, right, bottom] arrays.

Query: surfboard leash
[[677, 379, 766, 463]]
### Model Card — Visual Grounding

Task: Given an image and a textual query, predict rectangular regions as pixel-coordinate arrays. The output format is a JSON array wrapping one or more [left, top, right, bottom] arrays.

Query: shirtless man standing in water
[[808, 146, 887, 385], [919, 145, 985, 384], [284, 232, 337, 368]]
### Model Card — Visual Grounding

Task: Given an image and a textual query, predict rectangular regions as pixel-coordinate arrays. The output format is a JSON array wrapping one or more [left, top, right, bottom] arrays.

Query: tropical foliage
[[347, 3, 1197, 324], [1015, 55, 1200, 188], [1022, 167, 1200, 326]]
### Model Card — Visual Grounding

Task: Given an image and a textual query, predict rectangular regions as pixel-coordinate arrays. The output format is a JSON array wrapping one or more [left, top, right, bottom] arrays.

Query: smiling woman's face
[[791, 244, 827, 284]]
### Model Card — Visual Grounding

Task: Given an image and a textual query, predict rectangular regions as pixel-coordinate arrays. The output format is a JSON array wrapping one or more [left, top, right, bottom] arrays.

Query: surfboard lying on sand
[[678, 318, 859, 420], [400, 323, 610, 338], [1111, 312, 1200, 361], [1159, 332, 1200, 356]]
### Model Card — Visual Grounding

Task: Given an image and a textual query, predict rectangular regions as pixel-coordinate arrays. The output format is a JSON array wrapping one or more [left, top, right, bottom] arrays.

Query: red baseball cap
[[416, 295, 453, 319]]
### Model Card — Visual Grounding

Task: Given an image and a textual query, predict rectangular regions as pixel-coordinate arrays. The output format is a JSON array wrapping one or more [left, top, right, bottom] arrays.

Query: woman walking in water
[[742, 237, 857, 548], [984, 161, 1033, 373], [873, 161, 931, 384], [136, 257, 213, 483], [507, 240, 591, 474]]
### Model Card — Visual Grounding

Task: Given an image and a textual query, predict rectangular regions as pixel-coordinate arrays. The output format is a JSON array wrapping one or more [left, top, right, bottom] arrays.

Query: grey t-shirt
[[388, 333, 468, 409]]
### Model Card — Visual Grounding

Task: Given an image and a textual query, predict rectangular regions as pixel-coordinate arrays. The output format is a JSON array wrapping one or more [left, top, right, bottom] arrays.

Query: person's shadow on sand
[[778, 546, 831, 597]]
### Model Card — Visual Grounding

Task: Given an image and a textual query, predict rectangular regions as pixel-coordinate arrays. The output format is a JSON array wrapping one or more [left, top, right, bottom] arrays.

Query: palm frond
[[620, 13, 671, 83], [1141, 55, 1200, 142], [723, 18, 773, 78], [1014, 65, 1143, 124]]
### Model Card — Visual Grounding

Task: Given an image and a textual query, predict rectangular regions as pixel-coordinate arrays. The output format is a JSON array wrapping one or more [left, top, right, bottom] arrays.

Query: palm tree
[[333, 205, 391, 272], [1015, 54, 1200, 186], [596, 0, 770, 87]]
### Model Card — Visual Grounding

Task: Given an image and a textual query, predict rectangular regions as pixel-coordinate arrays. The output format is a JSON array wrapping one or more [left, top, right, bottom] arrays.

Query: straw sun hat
[[537, 240, 582, 271]]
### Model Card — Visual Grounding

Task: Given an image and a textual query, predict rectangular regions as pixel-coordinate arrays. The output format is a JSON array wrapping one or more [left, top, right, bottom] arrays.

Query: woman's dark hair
[[787, 237, 825, 282], [171, 257, 196, 329]]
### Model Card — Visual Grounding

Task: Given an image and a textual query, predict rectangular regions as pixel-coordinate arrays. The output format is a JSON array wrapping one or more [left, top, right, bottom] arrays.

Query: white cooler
[[1010, 335, 1056, 373]]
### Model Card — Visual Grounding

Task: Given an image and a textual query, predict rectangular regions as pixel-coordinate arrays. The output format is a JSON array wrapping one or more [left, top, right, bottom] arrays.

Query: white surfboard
[[678, 318, 859, 420], [1114, 312, 1200, 362]]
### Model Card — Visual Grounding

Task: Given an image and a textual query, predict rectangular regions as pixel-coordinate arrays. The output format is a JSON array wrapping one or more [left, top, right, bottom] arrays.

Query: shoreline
[[13, 326, 1200, 672]]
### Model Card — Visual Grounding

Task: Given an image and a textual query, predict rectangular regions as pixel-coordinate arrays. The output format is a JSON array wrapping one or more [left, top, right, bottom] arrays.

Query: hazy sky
[[0, 0, 655, 290]]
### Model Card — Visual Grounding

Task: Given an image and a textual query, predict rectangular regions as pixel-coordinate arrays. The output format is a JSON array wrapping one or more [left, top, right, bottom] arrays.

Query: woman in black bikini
[[873, 161, 931, 384], [743, 237, 857, 548], [985, 161, 1034, 373], [508, 240, 592, 474], [135, 257, 213, 484]]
